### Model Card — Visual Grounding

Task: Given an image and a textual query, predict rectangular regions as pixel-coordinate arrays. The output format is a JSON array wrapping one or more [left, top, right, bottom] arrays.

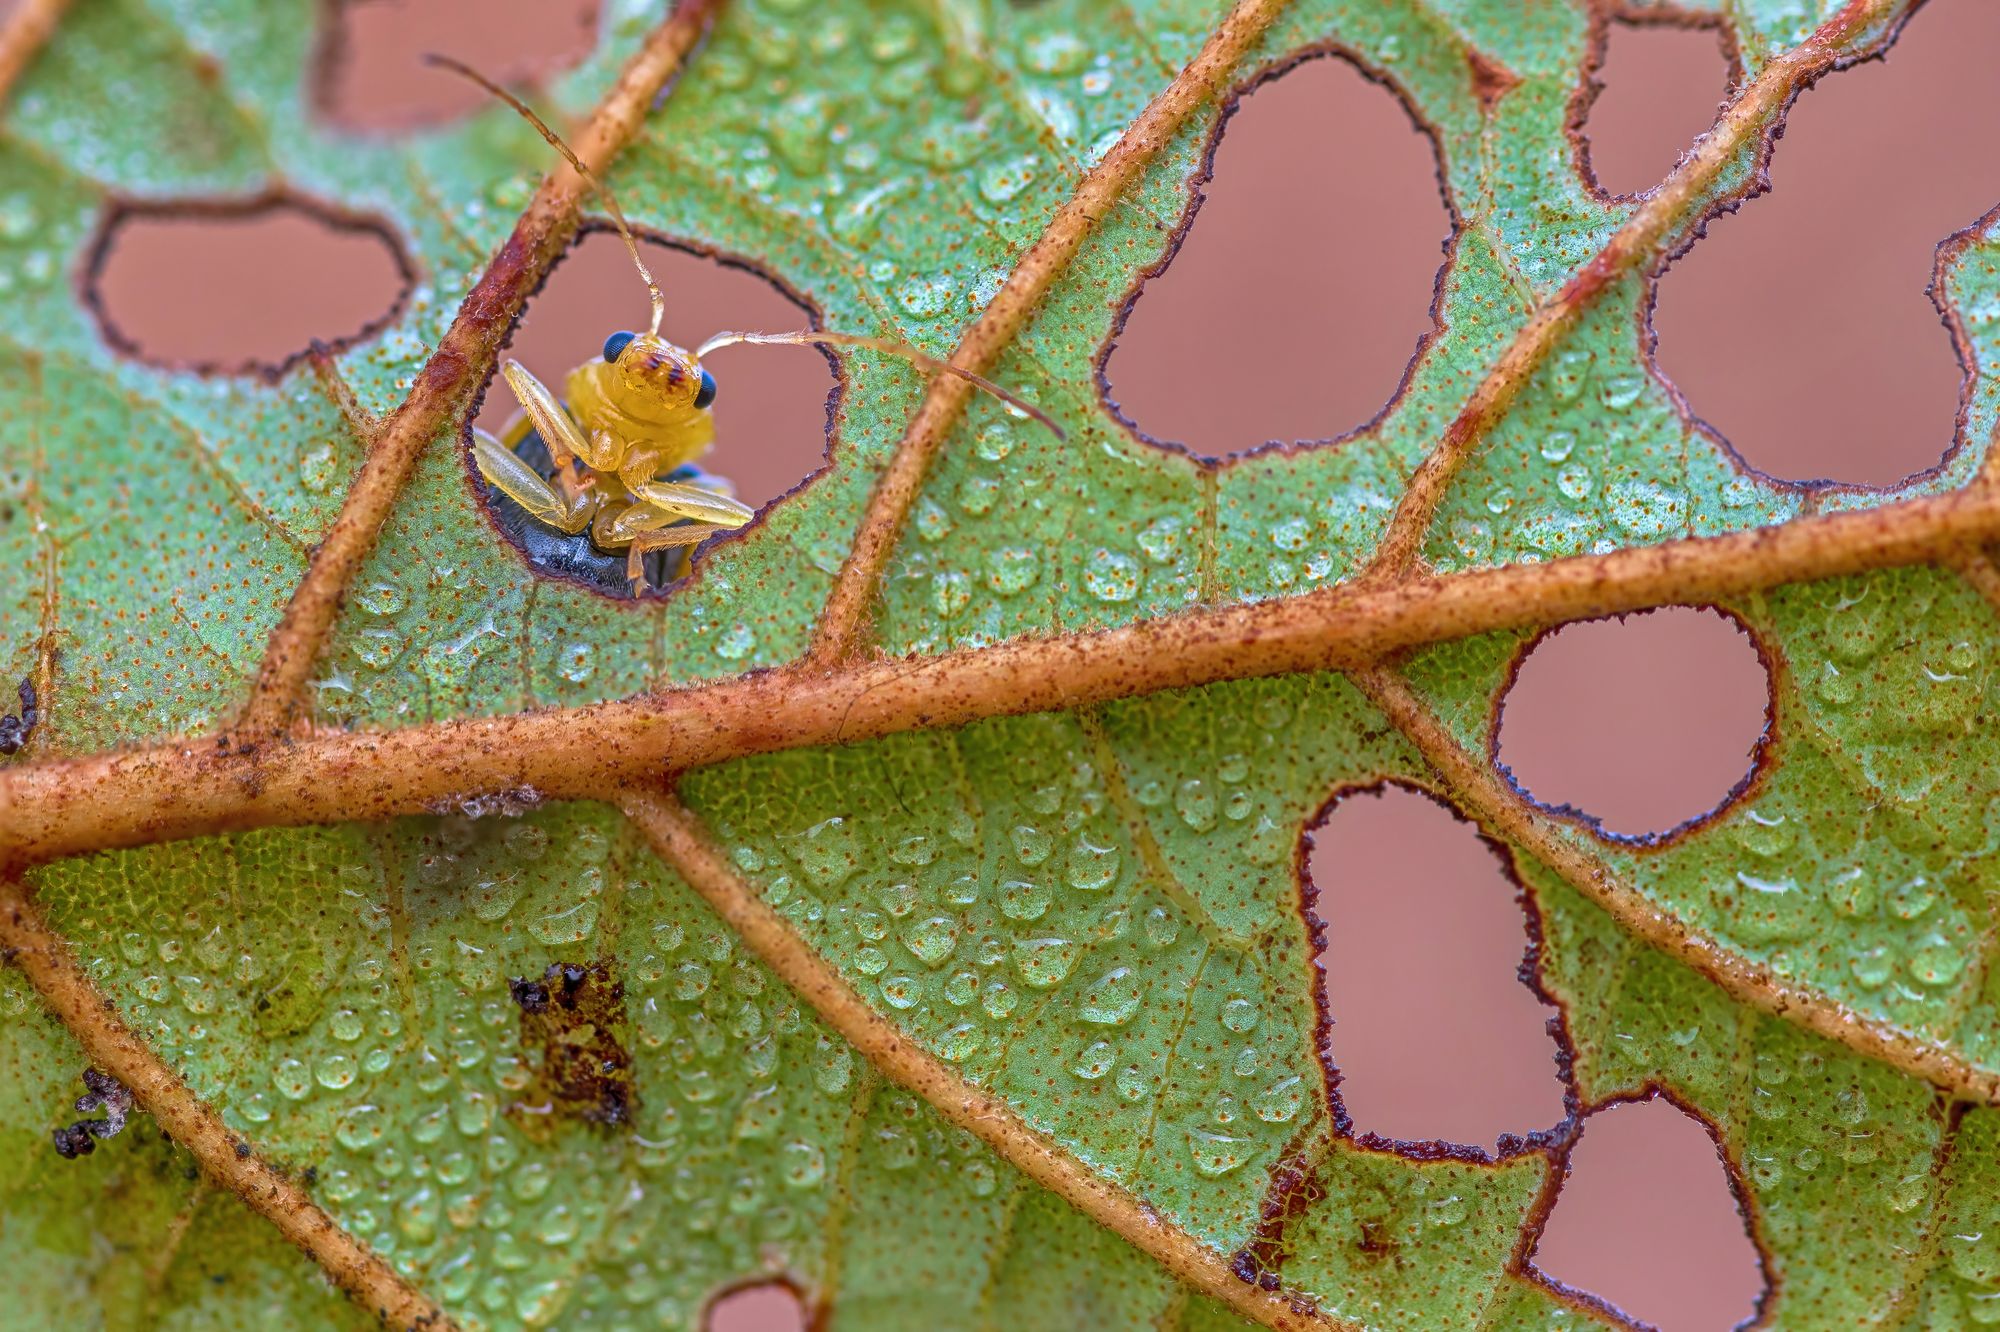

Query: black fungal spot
[[508, 974, 551, 1013], [0, 678, 37, 756], [510, 961, 635, 1130], [51, 1068, 134, 1160]]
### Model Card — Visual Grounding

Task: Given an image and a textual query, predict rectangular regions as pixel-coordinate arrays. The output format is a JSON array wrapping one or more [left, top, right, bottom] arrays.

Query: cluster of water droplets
[[1738, 1040, 1940, 1239], [705, 711, 1319, 1188], [891, 408, 1199, 653], [1785, 572, 1991, 806], [1431, 329, 1737, 575]]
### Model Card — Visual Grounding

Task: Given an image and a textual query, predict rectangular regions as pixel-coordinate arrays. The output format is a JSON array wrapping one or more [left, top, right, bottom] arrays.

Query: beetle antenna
[[425, 54, 666, 337], [696, 329, 1066, 440]]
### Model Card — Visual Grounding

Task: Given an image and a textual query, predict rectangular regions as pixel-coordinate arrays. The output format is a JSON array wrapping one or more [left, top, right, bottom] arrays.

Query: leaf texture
[[5, 0, 2000, 1328]]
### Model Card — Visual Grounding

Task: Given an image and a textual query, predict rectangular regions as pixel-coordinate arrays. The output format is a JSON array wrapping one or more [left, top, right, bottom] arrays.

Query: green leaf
[[4, 0, 1996, 1328]]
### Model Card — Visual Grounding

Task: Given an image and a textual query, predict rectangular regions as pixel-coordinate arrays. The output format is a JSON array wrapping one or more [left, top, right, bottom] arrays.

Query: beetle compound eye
[[602, 330, 636, 363], [695, 367, 717, 409]]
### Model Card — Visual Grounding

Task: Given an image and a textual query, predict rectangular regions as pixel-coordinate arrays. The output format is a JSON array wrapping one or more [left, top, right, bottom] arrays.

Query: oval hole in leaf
[[705, 1278, 808, 1332], [1652, 0, 2000, 486], [1497, 607, 1770, 841], [1532, 1096, 1764, 1329], [1306, 783, 1566, 1153], [1575, 16, 1733, 198], [315, 0, 599, 132], [86, 198, 411, 376], [472, 230, 837, 597], [1100, 53, 1451, 457]]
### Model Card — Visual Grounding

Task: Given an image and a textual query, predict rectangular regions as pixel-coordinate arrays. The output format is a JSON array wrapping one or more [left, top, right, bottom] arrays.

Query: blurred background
[[40, 0, 2000, 1325]]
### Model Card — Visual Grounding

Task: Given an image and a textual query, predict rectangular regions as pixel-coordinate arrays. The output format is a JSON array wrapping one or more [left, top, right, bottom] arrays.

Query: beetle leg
[[629, 479, 755, 530], [472, 428, 595, 533], [500, 360, 594, 471], [625, 521, 735, 591]]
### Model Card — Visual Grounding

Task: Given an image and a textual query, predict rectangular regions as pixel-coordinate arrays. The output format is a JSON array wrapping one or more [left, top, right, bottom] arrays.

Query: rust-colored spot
[[1230, 1145, 1327, 1290], [1467, 47, 1521, 111], [509, 961, 635, 1130]]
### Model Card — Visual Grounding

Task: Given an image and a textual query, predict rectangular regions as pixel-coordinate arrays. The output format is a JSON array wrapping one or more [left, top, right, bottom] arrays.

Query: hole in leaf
[[1652, 0, 2000, 486], [1306, 784, 1566, 1152], [1101, 54, 1451, 457], [473, 230, 836, 597], [316, 0, 599, 131], [1576, 17, 1733, 197], [86, 198, 411, 376], [705, 1279, 808, 1332], [1533, 1097, 1764, 1330], [1497, 607, 1770, 841]]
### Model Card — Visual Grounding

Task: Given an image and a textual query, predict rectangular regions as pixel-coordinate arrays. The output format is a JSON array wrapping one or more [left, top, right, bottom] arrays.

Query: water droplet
[[1077, 967, 1142, 1025], [1115, 1064, 1150, 1101], [556, 642, 595, 684], [335, 1104, 384, 1151], [1143, 907, 1181, 949], [1065, 837, 1121, 891], [938, 1023, 981, 1062], [714, 623, 758, 661], [978, 154, 1039, 204], [1550, 349, 1590, 402], [1011, 824, 1054, 866], [1220, 997, 1261, 1033], [356, 580, 406, 616], [1083, 548, 1142, 603], [272, 1056, 310, 1096], [982, 981, 1018, 1020], [1174, 780, 1216, 832], [1186, 1126, 1251, 1176], [1013, 938, 1079, 988], [987, 547, 1039, 595], [1072, 1039, 1116, 1079], [1540, 431, 1576, 463], [315, 1051, 358, 1090], [527, 899, 599, 946], [999, 880, 1051, 921], [783, 1140, 826, 1188], [782, 816, 862, 888], [1734, 809, 1796, 858], [1908, 933, 1966, 987], [1252, 1076, 1303, 1123], [902, 916, 959, 968]]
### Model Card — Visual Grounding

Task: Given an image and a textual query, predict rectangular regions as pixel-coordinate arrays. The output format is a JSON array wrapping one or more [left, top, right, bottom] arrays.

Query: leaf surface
[[3, 0, 1996, 1328]]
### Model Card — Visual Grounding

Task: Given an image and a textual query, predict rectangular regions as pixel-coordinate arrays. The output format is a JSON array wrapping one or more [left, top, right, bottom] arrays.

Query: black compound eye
[[602, 330, 636, 363], [694, 367, 717, 410]]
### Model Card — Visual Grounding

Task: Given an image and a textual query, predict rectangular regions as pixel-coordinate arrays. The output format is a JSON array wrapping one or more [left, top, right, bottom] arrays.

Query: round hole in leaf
[[472, 229, 837, 598], [1532, 1097, 1764, 1329], [86, 196, 412, 376], [1101, 53, 1452, 457], [1575, 16, 1734, 198], [1306, 783, 1567, 1153], [315, 0, 599, 132], [1652, 0, 2000, 486], [705, 1278, 807, 1332], [1497, 607, 1770, 841]]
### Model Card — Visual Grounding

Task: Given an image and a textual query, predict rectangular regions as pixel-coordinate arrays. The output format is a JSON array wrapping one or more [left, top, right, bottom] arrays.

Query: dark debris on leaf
[[510, 961, 635, 1130], [0, 678, 37, 756], [52, 1068, 134, 1160]]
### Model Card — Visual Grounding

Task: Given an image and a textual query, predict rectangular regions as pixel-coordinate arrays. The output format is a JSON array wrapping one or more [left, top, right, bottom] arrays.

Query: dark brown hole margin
[[1491, 604, 1779, 849], [80, 189, 417, 382], [1093, 43, 1463, 467], [461, 220, 843, 605]]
